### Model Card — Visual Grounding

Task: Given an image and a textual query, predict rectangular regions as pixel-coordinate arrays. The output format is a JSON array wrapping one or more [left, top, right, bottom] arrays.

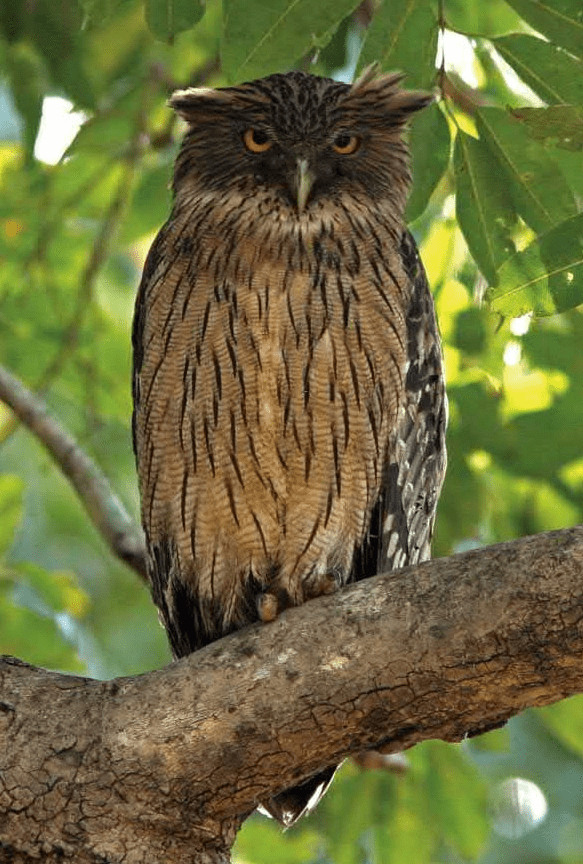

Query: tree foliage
[[0, 0, 582, 861]]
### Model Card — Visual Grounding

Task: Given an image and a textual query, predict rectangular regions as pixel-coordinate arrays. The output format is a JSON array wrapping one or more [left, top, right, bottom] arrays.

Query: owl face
[[171, 69, 432, 218]]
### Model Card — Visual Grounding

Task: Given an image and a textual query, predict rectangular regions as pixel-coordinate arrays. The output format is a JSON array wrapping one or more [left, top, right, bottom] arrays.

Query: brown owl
[[132, 67, 447, 825]]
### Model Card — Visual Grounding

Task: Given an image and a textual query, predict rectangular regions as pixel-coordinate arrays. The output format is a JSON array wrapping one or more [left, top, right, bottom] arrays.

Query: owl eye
[[243, 128, 273, 153], [332, 133, 361, 155]]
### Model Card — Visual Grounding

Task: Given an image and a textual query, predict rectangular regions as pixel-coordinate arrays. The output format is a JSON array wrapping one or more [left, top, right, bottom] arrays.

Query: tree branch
[[1, 525, 583, 863], [0, 364, 148, 580]]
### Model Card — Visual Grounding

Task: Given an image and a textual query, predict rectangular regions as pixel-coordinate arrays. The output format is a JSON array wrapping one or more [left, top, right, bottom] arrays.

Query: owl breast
[[136, 202, 409, 641]]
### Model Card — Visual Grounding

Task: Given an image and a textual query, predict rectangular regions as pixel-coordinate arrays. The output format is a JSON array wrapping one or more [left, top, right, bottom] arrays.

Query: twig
[[0, 364, 147, 580]]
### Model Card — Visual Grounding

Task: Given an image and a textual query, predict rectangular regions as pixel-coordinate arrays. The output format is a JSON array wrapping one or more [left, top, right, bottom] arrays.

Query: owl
[[132, 67, 447, 826]]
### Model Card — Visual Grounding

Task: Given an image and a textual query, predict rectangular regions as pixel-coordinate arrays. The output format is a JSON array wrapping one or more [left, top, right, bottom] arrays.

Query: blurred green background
[[0, 0, 582, 861]]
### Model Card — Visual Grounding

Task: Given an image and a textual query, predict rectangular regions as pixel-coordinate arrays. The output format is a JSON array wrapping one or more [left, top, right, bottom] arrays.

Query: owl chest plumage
[[137, 205, 409, 631]]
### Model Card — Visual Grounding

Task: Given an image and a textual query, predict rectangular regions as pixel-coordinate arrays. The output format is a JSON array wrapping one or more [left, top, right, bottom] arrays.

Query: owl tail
[[258, 765, 338, 827]]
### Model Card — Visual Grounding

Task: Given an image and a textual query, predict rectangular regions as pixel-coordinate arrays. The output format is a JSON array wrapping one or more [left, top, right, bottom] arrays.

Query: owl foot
[[303, 571, 339, 601], [257, 592, 279, 623], [257, 587, 296, 622]]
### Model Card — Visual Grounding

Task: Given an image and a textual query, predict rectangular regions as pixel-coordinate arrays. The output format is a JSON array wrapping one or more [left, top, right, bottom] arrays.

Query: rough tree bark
[[1, 524, 583, 863]]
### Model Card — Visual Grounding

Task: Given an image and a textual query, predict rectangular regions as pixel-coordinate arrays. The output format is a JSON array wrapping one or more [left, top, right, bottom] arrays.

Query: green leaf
[[371, 751, 437, 864], [469, 724, 511, 753], [0, 0, 26, 42], [144, 0, 205, 42], [538, 694, 583, 759], [503, 0, 583, 60], [78, 0, 136, 28], [29, 0, 95, 109], [121, 161, 173, 241], [0, 0, 95, 109], [491, 212, 583, 316], [222, 0, 360, 82], [0, 475, 24, 557], [452, 306, 488, 355], [358, 0, 438, 89], [493, 33, 583, 107], [444, 0, 524, 35], [511, 105, 583, 151], [4, 44, 45, 160], [235, 815, 321, 864], [0, 585, 83, 670], [67, 87, 143, 156], [416, 741, 489, 861], [522, 311, 583, 375], [425, 743, 489, 859], [315, 13, 351, 74], [454, 129, 516, 284], [319, 767, 374, 864], [477, 106, 577, 233], [554, 148, 583, 200], [406, 102, 450, 222], [13, 562, 89, 619]]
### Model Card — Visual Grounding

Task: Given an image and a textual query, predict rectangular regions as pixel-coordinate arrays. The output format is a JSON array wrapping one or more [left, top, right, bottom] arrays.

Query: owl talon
[[257, 592, 279, 623], [303, 572, 338, 601]]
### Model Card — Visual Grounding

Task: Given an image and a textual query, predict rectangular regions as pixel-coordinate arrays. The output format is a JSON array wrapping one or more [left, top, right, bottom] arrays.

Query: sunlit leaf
[[477, 107, 577, 234], [13, 562, 89, 618], [222, 0, 360, 82], [468, 724, 511, 753], [371, 776, 436, 864], [235, 815, 321, 864], [0, 474, 23, 556], [425, 743, 489, 858], [496, 396, 583, 482], [67, 96, 139, 156], [407, 102, 450, 222], [503, 0, 583, 60], [318, 766, 374, 864], [511, 106, 583, 151], [144, 0, 205, 42], [0, 585, 84, 670], [522, 311, 583, 376], [444, 0, 523, 35], [493, 33, 583, 107], [358, 0, 438, 89], [454, 129, 516, 284], [491, 212, 583, 316], [539, 695, 583, 759]]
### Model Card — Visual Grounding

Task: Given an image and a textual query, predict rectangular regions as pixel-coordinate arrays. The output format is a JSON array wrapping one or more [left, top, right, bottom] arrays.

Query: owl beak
[[294, 158, 315, 213]]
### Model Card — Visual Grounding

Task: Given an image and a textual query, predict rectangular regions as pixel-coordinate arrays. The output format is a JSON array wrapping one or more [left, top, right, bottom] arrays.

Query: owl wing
[[131, 221, 207, 658], [353, 228, 447, 582]]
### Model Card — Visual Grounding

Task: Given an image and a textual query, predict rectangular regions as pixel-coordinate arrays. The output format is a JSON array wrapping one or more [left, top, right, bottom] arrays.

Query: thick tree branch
[[1, 525, 583, 863], [0, 364, 148, 580]]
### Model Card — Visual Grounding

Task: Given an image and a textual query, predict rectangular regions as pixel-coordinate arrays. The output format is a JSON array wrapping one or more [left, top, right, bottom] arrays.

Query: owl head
[[170, 67, 432, 219]]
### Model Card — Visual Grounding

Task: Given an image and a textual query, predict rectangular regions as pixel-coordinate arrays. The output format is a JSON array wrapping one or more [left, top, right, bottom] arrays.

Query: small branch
[[0, 364, 147, 580], [1, 525, 583, 863]]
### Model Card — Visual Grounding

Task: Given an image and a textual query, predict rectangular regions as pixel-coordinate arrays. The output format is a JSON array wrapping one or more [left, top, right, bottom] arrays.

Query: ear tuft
[[169, 87, 234, 121], [347, 67, 434, 123]]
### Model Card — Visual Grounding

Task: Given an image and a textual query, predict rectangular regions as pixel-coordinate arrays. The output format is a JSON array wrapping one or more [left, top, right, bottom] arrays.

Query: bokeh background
[[1, 0, 582, 861]]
